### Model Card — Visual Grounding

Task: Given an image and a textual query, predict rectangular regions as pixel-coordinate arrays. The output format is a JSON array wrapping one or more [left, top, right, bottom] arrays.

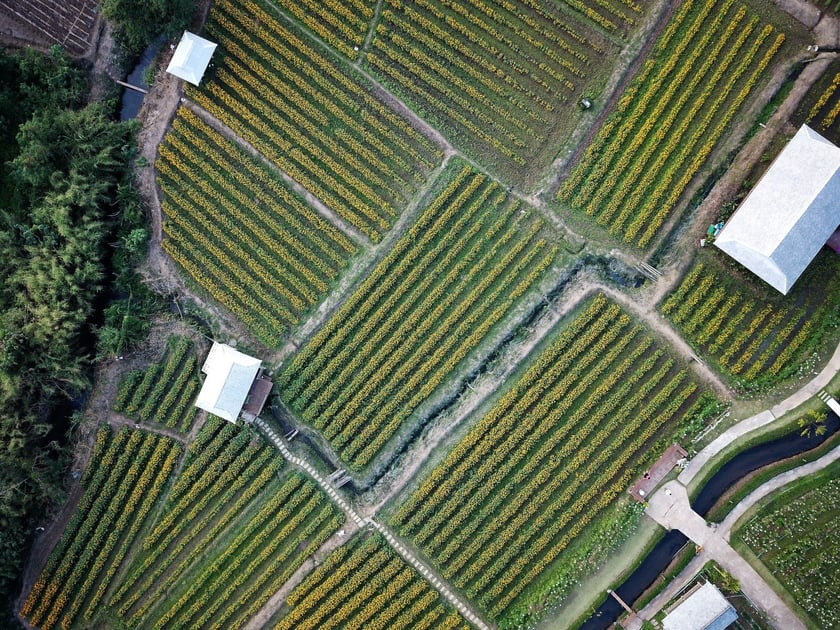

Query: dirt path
[[184, 100, 370, 246]]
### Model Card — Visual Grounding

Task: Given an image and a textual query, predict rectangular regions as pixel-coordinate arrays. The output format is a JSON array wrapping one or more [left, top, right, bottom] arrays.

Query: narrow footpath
[[679, 340, 840, 487], [252, 418, 491, 630]]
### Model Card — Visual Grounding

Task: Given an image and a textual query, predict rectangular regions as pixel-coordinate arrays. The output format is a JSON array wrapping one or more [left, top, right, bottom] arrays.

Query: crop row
[[114, 335, 199, 431], [157, 108, 359, 345], [276, 533, 469, 630], [191, 0, 442, 242], [280, 162, 557, 470], [738, 475, 840, 628], [393, 295, 704, 621], [367, 0, 611, 169], [267, 0, 375, 59], [807, 71, 840, 130], [111, 421, 290, 622], [149, 473, 342, 629], [21, 427, 181, 629], [661, 257, 840, 387], [558, 0, 785, 248]]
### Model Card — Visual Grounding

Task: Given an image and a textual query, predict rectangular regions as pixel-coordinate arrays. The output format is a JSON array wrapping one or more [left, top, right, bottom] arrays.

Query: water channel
[[579, 408, 840, 629], [119, 36, 165, 120]]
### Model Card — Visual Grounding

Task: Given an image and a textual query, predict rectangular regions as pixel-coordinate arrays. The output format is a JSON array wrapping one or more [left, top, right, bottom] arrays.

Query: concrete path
[[252, 418, 491, 630], [679, 339, 840, 487], [369, 520, 490, 630], [645, 480, 806, 630], [719, 440, 840, 540], [254, 418, 365, 527]]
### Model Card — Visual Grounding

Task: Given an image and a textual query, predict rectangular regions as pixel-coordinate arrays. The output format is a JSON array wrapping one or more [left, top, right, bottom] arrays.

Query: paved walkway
[[645, 480, 805, 630], [252, 418, 491, 629], [254, 418, 365, 527], [679, 339, 840, 487], [719, 440, 840, 540]]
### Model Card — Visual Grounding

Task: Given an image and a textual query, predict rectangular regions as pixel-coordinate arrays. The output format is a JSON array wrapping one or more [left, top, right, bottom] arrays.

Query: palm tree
[[798, 409, 827, 438]]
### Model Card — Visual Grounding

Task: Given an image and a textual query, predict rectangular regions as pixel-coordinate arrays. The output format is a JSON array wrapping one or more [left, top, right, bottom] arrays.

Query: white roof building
[[195, 342, 261, 423], [714, 125, 840, 295], [663, 582, 738, 630], [166, 31, 217, 85]]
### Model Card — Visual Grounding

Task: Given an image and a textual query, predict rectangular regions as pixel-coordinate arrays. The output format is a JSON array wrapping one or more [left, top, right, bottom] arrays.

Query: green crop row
[[276, 533, 469, 630], [393, 295, 706, 623], [114, 336, 200, 430], [558, 0, 785, 248], [280, 162, 557, 470], [190, 0, 443, 242]]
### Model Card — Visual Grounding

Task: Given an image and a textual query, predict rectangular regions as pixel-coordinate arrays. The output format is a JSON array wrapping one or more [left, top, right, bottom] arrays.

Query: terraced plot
[[366, 0, 624, 179], [157, 107, 359, 346], [280, 161, 559, 471], [661, 253, 840, 389], [806, 69, 840, 135], [275, 533, 471, 630], [392, 294, 711, 625], [558, 0, 786, 248], [114, 335, 200, 431], [190, 0, 444, 242]]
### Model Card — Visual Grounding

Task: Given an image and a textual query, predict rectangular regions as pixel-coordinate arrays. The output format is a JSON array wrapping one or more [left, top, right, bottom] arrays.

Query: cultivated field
[[392, 294, 713, 625], [188, 0, 444, 242], [267, 0, 375, 59], [661, 252, 840, 389], [22, 418, 343, 630], [366, 0, 629, 180], [21, 427, 183, 630], [274, 533, 471, 630], [114, 335, 200, 431], [280, 161, 559, 471], [158, 106, 359, 346], [736, 463, 840, 628], [0, 0, 97, 55], [557, 0, 787, 248]]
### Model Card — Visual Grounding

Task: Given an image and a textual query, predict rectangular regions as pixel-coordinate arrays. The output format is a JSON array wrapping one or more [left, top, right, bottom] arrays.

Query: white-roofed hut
[[195, 342, 273, 423], [166, 31, 217, 86], [714, 125, 840, 295]]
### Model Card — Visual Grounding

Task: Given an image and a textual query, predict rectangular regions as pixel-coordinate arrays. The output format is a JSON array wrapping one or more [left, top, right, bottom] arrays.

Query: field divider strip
[[368, 519, 491, 630], [181, 100, 370, 246]]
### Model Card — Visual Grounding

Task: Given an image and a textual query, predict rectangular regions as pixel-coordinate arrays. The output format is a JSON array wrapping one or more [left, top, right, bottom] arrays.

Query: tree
[[798, 409, 828, 438]]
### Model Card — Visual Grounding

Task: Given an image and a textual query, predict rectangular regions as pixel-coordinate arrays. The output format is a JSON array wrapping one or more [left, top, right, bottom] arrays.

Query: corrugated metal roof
[[166, 31, 217, 86], [195, 342, 261, 423], [663, 582, 737, 630], [714, 125, 840, 294]]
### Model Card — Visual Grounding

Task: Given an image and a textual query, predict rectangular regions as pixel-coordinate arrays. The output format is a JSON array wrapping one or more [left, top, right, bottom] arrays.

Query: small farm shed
[[714, 125, 840, 295], [166, 31, 217, 85], [662, 582, 737, 630], [195, 342, 273, 422]]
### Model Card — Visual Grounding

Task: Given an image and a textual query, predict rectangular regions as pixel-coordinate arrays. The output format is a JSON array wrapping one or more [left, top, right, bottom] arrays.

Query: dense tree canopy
[[0, 47, 148, 616], [101, 0, 195, 58]]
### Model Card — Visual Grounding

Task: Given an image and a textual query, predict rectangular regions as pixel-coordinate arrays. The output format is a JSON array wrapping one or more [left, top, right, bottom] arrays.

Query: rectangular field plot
[[661, 252, 840, 390], [366, 0, 628, 180], [114, 335, 200, 432], [21, 426, 183, 630], [157, 107, 359, 347], [274, 533, 471, 630], [736, 464, 840, 628], [280, 161, 559, 471], [391, 294, 712, 625], [267, 0, 376, 59], [189, 0, 444, 242], [557, 0, 787, 248], [43, 417, 344, 630]]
